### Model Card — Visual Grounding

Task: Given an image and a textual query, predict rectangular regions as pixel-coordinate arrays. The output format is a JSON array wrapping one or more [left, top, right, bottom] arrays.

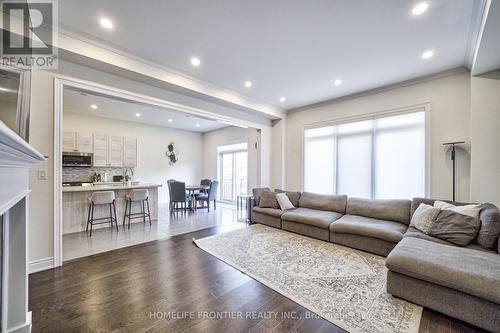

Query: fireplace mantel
[[0, 121, 45, 333]]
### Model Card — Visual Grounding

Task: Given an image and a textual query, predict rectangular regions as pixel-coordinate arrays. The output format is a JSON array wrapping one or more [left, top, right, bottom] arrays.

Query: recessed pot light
[[422, 50, 434, 59], [168, 118, 173, 123], [334, 79, 342, 86], [99, 17, 114, 29], [190, 57, 201, 67], [135, 113, 141, 117], [244, 81, 253, 88], [195, 123, 201, 128], [280, 97, 286, 102], [412, 2, 429, 16], [90, 104, 98, 109]]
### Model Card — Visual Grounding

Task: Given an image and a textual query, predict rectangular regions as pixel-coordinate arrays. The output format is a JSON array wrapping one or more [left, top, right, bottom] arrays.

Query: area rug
[[194, 224, 422, 333]]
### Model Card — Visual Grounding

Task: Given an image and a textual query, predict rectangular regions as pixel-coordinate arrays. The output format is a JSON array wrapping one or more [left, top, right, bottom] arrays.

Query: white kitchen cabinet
[[77, 132, 93, 153], [109, 135, 124, 167], [123, 136, 137, 167], [93, 134, 109, 167], [63, 131, 93, 153], [63, 131, 77, 152]]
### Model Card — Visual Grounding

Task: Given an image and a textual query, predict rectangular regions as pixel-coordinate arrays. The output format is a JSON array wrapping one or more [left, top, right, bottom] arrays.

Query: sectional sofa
[[251, 188, 500, 332]]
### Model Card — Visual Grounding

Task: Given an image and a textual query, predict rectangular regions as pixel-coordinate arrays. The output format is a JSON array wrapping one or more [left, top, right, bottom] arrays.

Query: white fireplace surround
[[0, 121, 45, 333]]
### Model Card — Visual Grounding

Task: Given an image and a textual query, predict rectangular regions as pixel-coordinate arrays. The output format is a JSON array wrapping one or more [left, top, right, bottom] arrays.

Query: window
[[304, 110, 426, 199]]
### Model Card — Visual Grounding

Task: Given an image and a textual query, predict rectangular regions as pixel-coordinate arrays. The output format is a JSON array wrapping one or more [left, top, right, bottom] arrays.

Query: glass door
[[218, 143, 248, 202]]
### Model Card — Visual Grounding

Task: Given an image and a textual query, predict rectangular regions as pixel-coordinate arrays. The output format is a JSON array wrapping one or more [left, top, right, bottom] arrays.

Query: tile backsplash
[[62, 167, 134, 182]]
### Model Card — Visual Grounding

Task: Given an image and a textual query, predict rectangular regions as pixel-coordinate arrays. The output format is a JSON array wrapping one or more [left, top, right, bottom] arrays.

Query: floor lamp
[[442, 141, 465, 201]]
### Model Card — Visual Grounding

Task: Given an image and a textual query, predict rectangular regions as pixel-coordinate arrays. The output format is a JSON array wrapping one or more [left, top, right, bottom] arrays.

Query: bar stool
[[86, 191, 118, 237], [123, 189, 152, 229]]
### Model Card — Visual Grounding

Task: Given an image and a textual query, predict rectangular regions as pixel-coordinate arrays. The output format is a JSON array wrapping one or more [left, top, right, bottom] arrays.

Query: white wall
[[470, 70, 500, 206], [202, 126, 261, 194], [285, 72, 472, 201], [63, 113, 203, 202]]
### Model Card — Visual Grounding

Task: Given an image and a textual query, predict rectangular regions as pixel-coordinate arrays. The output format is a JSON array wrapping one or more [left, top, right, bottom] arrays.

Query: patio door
[[218, 143, 248, 202]]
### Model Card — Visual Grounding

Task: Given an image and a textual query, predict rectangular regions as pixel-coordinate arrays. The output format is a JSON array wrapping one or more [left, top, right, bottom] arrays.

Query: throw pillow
[[276, 192, 295, 210], [410, 203, 441, 233], [259, 191, 279, 209], [474, 203, 500, 250], [274, 189, 301, 207], [252, 187, 270, 206], [427, 209, 481, 246], [433, 200, 481, 219]]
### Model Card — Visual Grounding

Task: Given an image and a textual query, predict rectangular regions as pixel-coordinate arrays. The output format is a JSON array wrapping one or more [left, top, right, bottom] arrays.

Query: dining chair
[[167, 179, 176, 210], [200, 179, 211, 194], [195, 181, 218, 212], [169, 181, 190, 212]]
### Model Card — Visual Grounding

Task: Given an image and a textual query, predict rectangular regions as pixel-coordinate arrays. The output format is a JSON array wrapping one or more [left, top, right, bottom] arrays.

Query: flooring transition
[[63, 201, 240, 261], [30, 225, 487, 333]]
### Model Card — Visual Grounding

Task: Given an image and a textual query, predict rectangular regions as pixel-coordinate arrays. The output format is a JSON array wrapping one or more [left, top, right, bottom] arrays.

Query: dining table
[[185, 185, 210, 211]]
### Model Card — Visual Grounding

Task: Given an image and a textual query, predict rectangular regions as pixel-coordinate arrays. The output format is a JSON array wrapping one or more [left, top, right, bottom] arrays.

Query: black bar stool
[[123, 189, 152, 229], [86, 191, 118, 237]]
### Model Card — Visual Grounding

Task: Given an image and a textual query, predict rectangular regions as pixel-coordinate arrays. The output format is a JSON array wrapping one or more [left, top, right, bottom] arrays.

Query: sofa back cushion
[[275, 189, 301, 208], [298, 192, 347, 213], [347, 198, 411, 225], [252, 187, 270, 206]]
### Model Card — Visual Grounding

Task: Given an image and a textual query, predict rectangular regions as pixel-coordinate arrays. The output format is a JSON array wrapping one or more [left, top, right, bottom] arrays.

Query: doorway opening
[[218, 142, 248, 203]]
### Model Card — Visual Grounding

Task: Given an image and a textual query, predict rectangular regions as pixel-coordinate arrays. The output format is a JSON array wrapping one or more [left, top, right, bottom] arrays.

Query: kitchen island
[[63, 182, 162, 234]]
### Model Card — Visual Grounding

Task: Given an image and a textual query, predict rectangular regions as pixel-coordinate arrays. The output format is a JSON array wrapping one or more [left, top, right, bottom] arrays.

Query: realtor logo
[[1, 0, 58, 68]]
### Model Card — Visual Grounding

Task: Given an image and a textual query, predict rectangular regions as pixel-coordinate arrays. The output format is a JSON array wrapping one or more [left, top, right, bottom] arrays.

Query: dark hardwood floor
[[29, 226, 486, 333]]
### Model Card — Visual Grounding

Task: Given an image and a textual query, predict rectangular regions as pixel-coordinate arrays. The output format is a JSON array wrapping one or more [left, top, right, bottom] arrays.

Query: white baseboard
[[5, 311, 31, 333], [29, 257, 54, 273]]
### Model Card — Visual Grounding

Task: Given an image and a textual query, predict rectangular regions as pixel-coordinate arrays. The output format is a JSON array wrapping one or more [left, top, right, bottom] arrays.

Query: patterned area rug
[[194, 224, 422, 333]]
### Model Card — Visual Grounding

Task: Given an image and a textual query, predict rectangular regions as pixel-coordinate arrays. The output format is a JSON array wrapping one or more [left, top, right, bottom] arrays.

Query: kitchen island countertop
[[62, 182, 162, 193]]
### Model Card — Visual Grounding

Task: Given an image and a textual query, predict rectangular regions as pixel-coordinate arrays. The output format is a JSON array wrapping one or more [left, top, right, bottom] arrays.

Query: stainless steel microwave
[[62, 152, 93, 167]]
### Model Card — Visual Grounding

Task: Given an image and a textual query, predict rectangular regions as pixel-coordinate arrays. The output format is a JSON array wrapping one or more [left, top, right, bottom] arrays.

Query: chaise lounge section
[[250, 188, 500, 332]]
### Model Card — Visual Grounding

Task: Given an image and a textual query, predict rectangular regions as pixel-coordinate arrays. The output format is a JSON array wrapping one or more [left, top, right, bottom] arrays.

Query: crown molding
[[288, 67, 469, 114]]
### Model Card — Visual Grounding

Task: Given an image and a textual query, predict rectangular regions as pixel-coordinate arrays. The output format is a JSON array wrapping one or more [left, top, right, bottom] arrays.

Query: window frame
[[301, 104, 431, 198]]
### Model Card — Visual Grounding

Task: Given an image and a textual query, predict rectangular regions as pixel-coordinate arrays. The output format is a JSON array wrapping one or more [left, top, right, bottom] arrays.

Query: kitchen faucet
[[123, 168, 134, 182]]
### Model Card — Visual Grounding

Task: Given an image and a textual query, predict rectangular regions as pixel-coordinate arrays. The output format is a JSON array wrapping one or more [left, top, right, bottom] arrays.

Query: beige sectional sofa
[[251, 188, 500, 332]]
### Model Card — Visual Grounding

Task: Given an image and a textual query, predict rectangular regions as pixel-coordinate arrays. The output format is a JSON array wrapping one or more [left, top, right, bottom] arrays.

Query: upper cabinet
[[109, 135, 124, 167], [123, 137, 137, 168], [93, 134, 109, 167], [63, 131, 93, 153]]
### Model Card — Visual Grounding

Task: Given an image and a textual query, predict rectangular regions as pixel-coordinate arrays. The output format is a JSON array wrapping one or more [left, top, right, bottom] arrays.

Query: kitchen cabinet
[[63, 131, 93, 153], [93, 134, 125, 167], [77, 132, 93, 153], [123, 136, 137, 167], [93, 134, 109, 167], [109, 135, 124, 167]]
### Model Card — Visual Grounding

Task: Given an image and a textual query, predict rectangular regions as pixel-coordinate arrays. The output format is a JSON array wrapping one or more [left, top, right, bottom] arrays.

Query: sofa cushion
[[252, 206, 285, 218], [386, 237, 500, 305], [427, 209, 480, 246], [259, 191, 279, 209], [298, 192, 347, 213], [281, 207, 342, 229], [346, 198, 411, 225], [475, 203, 500, 250], [252, 187, 271, 206], [275, 189, 301, 208], [330, 214, 408, 243]]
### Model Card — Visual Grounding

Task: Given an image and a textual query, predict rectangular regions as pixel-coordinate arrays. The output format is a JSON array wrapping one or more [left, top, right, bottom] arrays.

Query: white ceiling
[[63, 88, 230, 133], [58, 0, 481, 110]]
